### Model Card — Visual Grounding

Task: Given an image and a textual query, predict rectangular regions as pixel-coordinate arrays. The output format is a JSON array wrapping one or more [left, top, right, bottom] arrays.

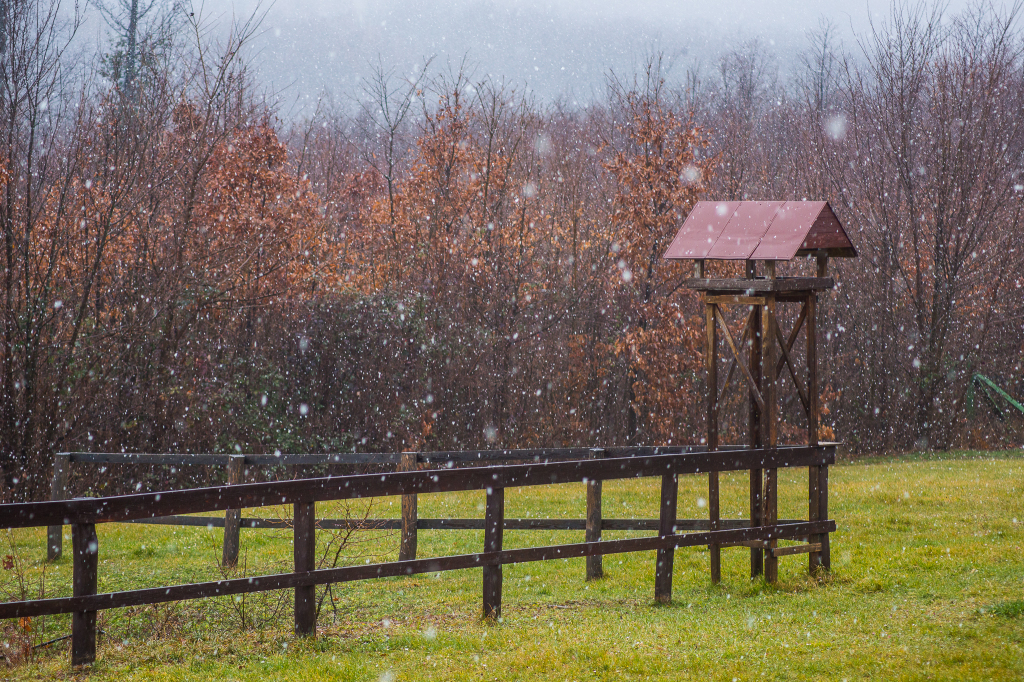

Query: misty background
[[77, 0, 980, 115]]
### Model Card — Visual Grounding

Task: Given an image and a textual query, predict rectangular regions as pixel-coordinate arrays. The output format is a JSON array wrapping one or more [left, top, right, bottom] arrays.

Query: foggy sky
[[86, 0, 982, 115]]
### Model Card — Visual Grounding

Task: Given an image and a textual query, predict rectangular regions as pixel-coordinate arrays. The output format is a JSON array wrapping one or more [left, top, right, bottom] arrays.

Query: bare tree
[[94, 0, 184, 95], [823, 1, 1024, 448], [797, 18, 843, 114]]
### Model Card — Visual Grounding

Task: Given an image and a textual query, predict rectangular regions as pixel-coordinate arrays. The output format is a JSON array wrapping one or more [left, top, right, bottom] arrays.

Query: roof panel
[[665, 200, 857, 261], [706, 201, 785, 259], [751, 201, 826, 260], [663, 201, 740, 259]]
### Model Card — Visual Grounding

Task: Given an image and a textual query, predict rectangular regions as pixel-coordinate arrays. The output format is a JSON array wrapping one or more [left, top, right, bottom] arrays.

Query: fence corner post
[[585, 448, 604, 580], [47, 453, 70, 562], [222, 455, 244, 567], [482, 485, 504, 619], [399, 452, 418, 561], [71, 522, 98, 667]]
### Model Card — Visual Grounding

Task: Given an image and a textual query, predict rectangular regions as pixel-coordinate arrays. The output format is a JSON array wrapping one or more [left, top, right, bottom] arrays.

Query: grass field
[[2, 451, 1023, 680]]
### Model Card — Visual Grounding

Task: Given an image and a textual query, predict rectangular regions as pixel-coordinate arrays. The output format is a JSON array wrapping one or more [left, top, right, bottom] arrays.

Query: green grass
[[3, 451, 1024, 680]]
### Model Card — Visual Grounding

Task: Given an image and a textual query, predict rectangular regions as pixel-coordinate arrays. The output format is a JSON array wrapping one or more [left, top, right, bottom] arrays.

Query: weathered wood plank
[[63, 445, 740, 469], [685, 277, 835, 293], [64, 446, 737, 470], [768, 542, 822, 558], [705, 295, 766, 305], [122, 516, 807, 531], [720, 540, 770, 549]]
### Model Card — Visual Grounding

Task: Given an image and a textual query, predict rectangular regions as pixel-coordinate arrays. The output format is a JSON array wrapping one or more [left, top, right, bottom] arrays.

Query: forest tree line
[[1, 0, 1023, 500]]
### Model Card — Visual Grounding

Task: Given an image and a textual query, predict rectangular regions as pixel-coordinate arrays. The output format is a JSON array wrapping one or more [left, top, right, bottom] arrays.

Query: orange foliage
[[605, 89, 713, 443], [190, 122, 330, 299]]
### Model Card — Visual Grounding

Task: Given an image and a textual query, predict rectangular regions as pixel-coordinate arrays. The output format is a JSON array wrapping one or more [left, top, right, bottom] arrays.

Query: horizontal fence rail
[[5, 444, 835, 666], [17, 446, 828, 527], [124, 516, 807, 531], [46, 444, 788, 565], [58, 445, 747, 467], [0, 521, 833, 620]]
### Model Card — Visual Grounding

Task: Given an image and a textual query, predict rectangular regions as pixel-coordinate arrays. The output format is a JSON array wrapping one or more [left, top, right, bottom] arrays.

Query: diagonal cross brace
[[714, 306, 765, 412], [774, 300, 807, 381], [771, 310, 810, 413], [719, 308, 757, 404]]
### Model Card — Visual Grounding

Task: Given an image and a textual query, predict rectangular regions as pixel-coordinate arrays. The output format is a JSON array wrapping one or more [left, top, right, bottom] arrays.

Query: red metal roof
[[664, 200, 856, 261]]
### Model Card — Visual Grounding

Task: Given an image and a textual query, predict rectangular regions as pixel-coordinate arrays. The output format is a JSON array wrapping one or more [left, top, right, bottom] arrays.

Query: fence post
[[763, 293, 779, 584], [806, 292, 830, 575], [294, 499, 316, 637], [47, 453, 70, 562], [748, 275, 764, 580], [399, 452, 418, 561], [706, 303, 721, 584], [818, 465, 831, 570], [654, 472, 678, 604], [482, 485, 504, 619], [71, 523, 98, 667], [222, 455, 244, 567], [585, 448, 604, 580]]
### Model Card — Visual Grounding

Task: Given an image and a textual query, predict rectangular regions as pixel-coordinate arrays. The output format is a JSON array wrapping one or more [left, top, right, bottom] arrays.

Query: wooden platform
[[684, 276, 835, 293]]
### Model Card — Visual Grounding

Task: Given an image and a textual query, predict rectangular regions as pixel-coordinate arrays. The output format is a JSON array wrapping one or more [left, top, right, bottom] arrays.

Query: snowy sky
[[85, 0, 983, 113]]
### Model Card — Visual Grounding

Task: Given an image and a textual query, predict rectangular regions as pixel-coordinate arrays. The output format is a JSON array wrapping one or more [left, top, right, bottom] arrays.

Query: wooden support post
[[222, 455, 244, 567], [294, 500, 316, 637], [482, 486, 504, 619], [585, 449, 605, 580], [816, 254, 829, 277], [706, 303, 721, 584], [71, 523, 98, 667], [806, 293, 826, 574], [763, 293, 779, 583], [654, 473, 678, 604], [47, 453, 70, 562], [399, 452, 418, 561], [809, 465, 822, 574], [818, 465, 831, 570], [694, 259, 705, 278], [748, 280, 764, 579], [807, 295, 819, 446]]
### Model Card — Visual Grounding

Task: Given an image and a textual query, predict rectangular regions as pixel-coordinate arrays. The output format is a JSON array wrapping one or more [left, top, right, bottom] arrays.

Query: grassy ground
[[2, 451, 1023, 681]]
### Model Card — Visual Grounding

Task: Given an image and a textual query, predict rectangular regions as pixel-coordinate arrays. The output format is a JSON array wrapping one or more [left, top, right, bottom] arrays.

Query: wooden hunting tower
[[664, 200, 856, 583]]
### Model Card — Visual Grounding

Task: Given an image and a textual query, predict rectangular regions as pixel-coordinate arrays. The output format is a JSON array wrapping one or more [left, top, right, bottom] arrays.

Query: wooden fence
[[48, 446, 739, 577], [6, 445, 834, 666]]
